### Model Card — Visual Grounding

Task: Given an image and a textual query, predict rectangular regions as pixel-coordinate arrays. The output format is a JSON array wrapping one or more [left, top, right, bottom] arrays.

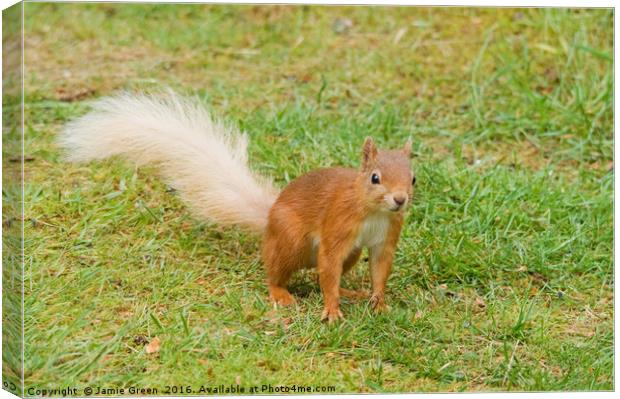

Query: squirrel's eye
[[371, 173, 381, 184], [412, 176, 416, 186]]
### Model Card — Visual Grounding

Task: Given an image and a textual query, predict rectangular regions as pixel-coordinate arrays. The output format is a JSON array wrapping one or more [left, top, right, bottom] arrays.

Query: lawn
[[3, 3, 613, 393]]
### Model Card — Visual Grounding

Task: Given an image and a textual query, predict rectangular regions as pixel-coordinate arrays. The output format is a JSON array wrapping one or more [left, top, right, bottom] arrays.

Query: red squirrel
[[60, 92, 416, 322]]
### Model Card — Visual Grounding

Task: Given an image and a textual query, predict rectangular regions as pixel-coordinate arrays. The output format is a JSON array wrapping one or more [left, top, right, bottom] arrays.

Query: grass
[[2, 2, 613, 393]]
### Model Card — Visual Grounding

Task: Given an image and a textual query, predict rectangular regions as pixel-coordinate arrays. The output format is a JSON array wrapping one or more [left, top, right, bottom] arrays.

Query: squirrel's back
[[266, 167, 361, 233]]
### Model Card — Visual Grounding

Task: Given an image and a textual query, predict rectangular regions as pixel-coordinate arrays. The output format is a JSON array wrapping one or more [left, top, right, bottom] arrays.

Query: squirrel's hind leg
[[265, 262, 297, 306], [262, 211, 313, 307], [268, 285, 295, 306], [262, 237, 300, 307]]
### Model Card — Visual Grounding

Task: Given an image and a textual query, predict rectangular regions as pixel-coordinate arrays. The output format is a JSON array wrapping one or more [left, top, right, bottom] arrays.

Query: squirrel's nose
[[394, 195, 406, 206]]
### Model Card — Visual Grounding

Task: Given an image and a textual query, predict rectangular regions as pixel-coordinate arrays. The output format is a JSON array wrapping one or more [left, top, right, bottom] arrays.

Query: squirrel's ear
[[402, 138, 412, 158], [362, 137, 378, 167]]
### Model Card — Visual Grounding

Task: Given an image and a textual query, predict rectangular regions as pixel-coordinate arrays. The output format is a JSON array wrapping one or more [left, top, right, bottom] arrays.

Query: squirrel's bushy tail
[[59, 91, 278, 232]]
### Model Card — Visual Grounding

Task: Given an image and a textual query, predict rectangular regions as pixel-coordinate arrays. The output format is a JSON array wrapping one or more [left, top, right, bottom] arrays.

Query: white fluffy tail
[[59, 91, 278, 233]]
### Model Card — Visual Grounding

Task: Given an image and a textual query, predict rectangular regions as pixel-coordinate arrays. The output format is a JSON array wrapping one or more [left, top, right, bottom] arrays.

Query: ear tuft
[[362, 137, 378, 166], [402, 138, 412, 158]]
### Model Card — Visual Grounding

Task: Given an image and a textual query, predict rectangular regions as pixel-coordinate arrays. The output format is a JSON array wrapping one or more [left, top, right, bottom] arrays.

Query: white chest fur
[[354, 213, 390, 249]]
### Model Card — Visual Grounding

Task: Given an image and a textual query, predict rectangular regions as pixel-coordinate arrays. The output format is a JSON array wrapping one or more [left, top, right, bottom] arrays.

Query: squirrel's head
[[359, 137, 415, 213]]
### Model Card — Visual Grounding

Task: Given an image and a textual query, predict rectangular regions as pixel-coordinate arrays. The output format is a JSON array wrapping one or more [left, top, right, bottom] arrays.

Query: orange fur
[[262, 138, 414, 322]]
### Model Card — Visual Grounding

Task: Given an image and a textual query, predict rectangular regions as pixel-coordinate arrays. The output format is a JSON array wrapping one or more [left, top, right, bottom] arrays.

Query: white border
[[0, 1, 616, 399]]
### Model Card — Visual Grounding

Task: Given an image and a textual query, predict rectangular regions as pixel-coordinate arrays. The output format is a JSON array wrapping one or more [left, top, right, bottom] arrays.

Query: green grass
[[5, 3, 613, 393]]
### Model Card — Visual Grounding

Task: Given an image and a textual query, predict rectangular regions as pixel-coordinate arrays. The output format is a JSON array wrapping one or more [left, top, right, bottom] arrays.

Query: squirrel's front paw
[[370, 295, 390, 313], [321, 307, 344, 323]]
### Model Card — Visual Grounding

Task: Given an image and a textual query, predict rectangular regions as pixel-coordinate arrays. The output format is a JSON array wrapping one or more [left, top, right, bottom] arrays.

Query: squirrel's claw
[[269, 286, 296, 307], [321, 307, 344, 323], [370, 295, 390, 313]]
